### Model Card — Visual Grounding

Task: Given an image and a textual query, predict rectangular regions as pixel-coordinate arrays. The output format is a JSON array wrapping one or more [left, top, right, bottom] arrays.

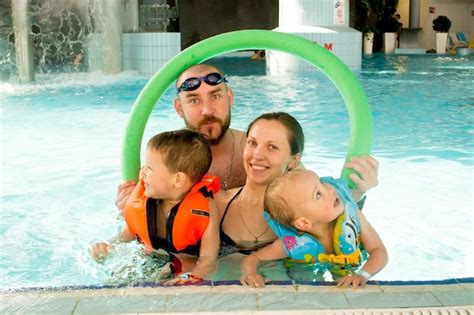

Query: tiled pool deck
[[2, 278, 473, 314]]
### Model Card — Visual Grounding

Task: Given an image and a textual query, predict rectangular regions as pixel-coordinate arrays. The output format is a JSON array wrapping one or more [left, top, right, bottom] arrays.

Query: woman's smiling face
[[243, 119, 299, 186]]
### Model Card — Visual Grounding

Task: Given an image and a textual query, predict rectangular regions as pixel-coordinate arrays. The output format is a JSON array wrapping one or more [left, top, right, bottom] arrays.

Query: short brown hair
[[147, 129, 212, 183], [264, 170, 303, 228], [175, 64, 224, 88]]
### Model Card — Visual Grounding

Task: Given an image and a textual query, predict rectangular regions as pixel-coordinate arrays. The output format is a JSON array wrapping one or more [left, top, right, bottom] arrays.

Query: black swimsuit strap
[[219, 187, 243, 246]]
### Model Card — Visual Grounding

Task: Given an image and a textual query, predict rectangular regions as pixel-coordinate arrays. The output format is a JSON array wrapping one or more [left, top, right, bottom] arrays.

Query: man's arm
[[344, 155, 379, 203], [115, 181, 136, 211], [115, 168, 145, 212]]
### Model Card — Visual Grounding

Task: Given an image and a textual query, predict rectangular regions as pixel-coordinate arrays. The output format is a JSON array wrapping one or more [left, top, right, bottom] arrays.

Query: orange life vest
[[123, 176, 220, 253]]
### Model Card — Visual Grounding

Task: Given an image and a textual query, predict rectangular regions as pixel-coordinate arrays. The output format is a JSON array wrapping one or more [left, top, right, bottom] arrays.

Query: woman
[[215, 112, 378, 272]]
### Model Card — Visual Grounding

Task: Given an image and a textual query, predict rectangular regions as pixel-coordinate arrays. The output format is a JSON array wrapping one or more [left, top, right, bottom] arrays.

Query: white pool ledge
[[2, 279, 473, 313]]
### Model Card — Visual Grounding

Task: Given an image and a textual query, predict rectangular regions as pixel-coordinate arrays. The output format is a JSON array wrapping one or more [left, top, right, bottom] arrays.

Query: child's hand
[[240, 252, 269, 288], [162, 273, 203, 286], [89, 242, 112, 261], [336, 274, 368, 288], [240, 273, 266, 288]]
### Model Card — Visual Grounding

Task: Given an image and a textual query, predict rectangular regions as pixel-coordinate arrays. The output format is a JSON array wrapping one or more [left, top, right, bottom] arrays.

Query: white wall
[[424, 0, 473, 49], [280, 0, 350, 27], [398, 0, 474, 50], [397, 0, 410, 28], [122, 33, 180, 76], [273, 0, 359, 72], [86, 32, 180, 76]]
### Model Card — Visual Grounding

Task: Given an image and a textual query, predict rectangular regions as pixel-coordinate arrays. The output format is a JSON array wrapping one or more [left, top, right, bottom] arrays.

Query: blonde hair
[[264, 169, 305, 228]]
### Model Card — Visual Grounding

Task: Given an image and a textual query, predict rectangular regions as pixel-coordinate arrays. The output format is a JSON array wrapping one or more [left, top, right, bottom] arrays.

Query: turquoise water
[[1, 54, 473, 289]]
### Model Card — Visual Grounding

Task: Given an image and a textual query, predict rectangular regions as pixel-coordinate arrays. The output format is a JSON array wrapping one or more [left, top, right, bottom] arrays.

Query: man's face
[[174, 66, 233, 146]]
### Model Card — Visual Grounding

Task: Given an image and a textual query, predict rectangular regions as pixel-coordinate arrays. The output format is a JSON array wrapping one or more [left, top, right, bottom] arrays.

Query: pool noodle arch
[[122, 30, 372, 188]]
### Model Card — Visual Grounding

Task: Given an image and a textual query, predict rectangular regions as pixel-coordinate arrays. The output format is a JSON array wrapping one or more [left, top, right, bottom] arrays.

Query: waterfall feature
[[2, 0, 95, 80], [12, 0, 34, 82], [2, 0, 129, 80]]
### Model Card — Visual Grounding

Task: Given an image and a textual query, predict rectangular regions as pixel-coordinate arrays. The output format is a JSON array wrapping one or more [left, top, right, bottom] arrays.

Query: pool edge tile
[[344, 290, 443, 308], [296, 283, 383, 293], [257, 291, 349, 310], [211, 284, 296, 293], [380, 283, 465, 292]]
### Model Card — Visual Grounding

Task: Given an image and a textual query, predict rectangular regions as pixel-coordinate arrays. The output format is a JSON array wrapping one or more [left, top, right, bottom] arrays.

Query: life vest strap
[[317, 248, 361, 266]]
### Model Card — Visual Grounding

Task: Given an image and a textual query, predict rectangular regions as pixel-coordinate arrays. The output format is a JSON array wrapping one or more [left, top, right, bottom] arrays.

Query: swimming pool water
[[1, 54, 473, 289]]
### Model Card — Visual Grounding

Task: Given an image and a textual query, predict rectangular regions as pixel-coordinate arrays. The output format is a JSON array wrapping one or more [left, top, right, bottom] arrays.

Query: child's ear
[[288, 153, 301, 170], [173, 172, 189, 188], [293, 216, 312, 231]]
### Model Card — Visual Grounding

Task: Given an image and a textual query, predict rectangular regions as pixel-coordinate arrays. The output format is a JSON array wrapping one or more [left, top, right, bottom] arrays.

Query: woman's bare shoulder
[[215, 187, 241, 215], [216, 187, 240, 202]]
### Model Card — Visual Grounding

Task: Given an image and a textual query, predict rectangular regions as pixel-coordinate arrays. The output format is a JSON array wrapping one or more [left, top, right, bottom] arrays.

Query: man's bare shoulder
[[230, 128, 245, 137], [230, 128, 246, 149]]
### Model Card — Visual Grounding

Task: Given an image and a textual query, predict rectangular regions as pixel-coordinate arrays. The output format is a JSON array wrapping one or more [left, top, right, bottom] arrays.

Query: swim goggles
[[176, 72, 228, 93]]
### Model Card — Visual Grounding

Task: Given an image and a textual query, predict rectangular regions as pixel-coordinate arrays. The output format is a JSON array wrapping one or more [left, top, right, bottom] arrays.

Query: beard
[[184, 113, 231, 146]]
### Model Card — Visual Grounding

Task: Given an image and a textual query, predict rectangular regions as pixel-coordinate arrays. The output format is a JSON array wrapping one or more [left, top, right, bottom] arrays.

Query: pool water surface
[[1, 54, 473, 289]]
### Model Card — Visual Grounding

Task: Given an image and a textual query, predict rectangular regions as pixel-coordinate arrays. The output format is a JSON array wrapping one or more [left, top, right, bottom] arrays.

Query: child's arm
[[89, 224, 135, 261], [189, 199, 221, 280], [337, 208, 388, 288], [164, 199, 221, 285], [240, 239, 287, 288]]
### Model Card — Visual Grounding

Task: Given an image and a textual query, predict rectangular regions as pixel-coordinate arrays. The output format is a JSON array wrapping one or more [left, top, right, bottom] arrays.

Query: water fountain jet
[[12, 0, 35, 82]]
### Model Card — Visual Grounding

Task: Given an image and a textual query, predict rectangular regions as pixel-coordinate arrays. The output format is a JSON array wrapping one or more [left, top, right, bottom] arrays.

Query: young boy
[[240, 169, 388, 288], [90, 130, 221, 284]]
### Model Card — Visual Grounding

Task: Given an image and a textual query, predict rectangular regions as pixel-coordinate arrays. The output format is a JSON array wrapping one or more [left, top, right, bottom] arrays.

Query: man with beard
[[115, 64, 246, 211], [174, 64, 247, 190]]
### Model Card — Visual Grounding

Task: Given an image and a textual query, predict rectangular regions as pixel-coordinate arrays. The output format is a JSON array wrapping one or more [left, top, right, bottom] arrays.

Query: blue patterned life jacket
[[264, 177, 364, 269]]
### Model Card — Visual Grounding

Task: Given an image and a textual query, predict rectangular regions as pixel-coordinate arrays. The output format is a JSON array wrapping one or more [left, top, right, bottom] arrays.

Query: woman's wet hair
[[147, 129, 212, 183], [246, 112, 305, 155]]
